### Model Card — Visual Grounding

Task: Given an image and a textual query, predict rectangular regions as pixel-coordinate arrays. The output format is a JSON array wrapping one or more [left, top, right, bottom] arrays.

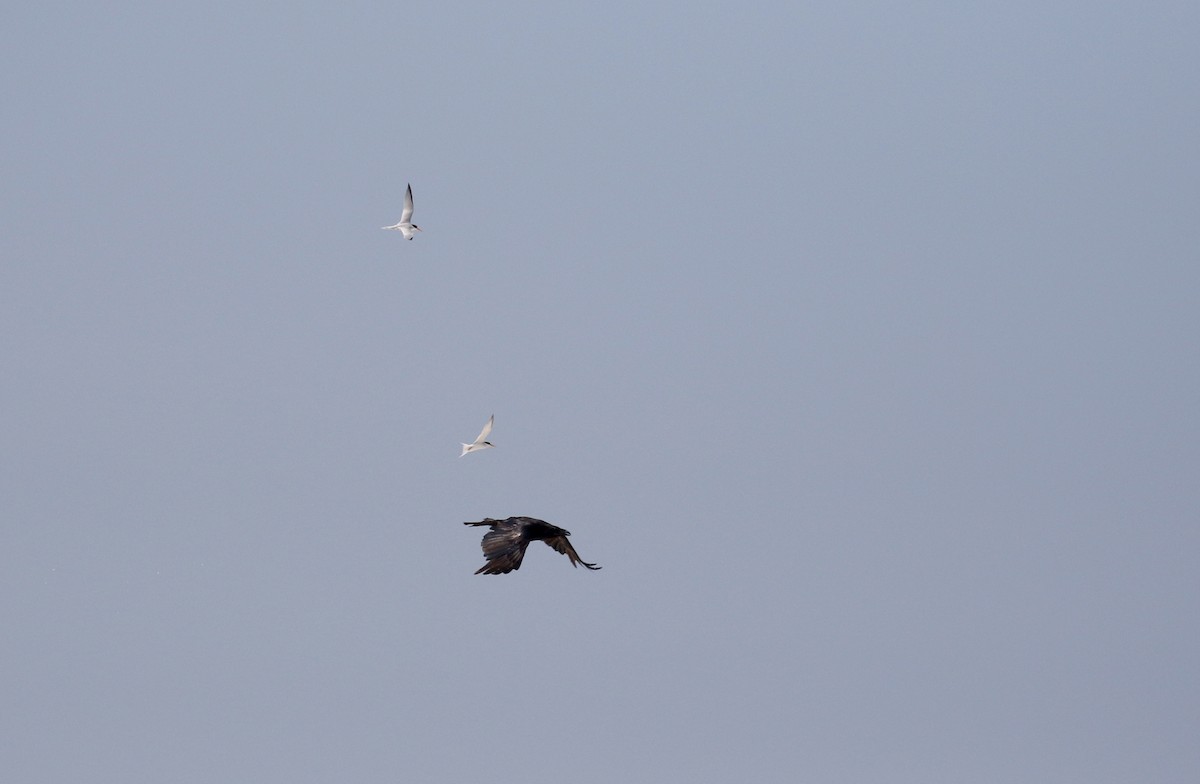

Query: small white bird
[[460, 415, 495, 456], [382, 183, 422, 240]]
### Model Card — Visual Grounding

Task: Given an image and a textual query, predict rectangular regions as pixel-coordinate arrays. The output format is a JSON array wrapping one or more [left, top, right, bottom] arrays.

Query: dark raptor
[[464, 517, 602, 575]]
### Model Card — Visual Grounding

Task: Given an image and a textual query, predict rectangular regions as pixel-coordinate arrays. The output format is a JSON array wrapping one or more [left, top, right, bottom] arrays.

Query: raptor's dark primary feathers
[[464, 517, 602, 575]]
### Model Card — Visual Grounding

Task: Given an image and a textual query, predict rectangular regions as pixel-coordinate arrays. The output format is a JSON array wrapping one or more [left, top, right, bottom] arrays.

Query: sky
[[2, 2, 1198, 782]]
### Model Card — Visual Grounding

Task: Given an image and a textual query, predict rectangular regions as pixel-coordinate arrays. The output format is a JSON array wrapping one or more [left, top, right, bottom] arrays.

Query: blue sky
[[2, 2, 1198, 782]]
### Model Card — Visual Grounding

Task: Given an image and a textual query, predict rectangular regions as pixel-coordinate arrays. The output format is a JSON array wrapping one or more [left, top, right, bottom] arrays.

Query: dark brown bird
[[464, 517, 602, 575]]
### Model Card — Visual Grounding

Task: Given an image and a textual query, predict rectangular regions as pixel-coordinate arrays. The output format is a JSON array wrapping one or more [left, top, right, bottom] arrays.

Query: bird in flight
[[460, 414, 495, 457], [464, 517, 602, 575], [382, 183, 422, 240]]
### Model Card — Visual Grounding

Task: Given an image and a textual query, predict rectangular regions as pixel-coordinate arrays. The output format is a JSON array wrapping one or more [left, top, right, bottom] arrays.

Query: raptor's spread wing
[[543, 536, 602, 570], [475, 523, 529, 574]]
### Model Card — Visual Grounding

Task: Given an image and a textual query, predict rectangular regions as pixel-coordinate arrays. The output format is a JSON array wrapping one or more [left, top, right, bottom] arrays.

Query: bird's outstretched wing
[[401, 183, 415, 224], [543, 535, 602, 570], [474, 415, 494, 444], [476, 527, 529, 574]]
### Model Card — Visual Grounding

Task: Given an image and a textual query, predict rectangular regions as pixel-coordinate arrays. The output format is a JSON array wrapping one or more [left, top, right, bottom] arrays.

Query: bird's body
[[382, 183, 422, 239], [464, 517, 601, 575], [460, 414, 495, 456]]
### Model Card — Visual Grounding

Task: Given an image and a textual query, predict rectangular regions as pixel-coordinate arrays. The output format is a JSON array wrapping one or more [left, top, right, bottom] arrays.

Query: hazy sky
[[2, 3, 1198, 782]]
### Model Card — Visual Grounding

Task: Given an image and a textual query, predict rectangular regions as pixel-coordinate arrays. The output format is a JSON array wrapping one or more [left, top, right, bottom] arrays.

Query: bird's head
[[412, 225, 422, 232]]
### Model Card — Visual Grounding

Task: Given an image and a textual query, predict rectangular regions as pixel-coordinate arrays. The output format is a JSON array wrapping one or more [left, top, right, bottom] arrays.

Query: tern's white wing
[[401, 183, 414, 224], [474, 414, 494, 444]]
